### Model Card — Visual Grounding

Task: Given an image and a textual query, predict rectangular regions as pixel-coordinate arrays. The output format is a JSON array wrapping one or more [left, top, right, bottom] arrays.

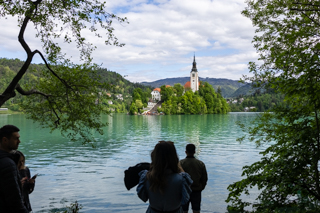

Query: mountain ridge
[[140, 77, 252, 97]]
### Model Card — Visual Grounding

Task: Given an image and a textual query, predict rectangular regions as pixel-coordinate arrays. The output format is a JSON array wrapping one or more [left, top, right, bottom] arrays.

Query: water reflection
[[0, 112, 262, 213]]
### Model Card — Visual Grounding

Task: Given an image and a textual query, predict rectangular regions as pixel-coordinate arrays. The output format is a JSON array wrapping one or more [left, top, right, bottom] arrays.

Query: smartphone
[[31, 173, 39, 179]]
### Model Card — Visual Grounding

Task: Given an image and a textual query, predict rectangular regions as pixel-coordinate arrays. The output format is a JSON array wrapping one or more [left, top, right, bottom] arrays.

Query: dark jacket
[[0, 150, 28, 213], [180, 156, 208, 191], [124, 162, 150, 190], [20, 167, 35, 211]]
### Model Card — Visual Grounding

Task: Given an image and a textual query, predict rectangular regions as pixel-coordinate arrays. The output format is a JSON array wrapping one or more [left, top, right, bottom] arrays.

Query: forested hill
[[140, 77, 247, 97], [0, 58, 153, 95], [0, 58, 153, 112]]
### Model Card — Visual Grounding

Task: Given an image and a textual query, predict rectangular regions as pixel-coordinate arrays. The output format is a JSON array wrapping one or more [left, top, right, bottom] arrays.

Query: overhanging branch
[[289, 8, 320, 27], [15, 84, 50, 97], [34, 50, 73, 89]]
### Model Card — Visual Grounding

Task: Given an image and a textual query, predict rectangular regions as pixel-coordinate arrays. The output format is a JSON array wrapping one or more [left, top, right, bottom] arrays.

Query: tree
[[227, 0, 320, 212], [132, 88, 142, 102], [0, 1, 128, 143], [173, 83, 184, 97], [217, 86, 222, 97], [129, 102, 138, 115], [160, 85, 173, 102], [135, 99, 143, 112]]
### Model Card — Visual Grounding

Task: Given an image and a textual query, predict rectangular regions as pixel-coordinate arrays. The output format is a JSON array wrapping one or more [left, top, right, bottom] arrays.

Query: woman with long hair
[[16, 151, 35, 212], [137, 141, 193, 213]]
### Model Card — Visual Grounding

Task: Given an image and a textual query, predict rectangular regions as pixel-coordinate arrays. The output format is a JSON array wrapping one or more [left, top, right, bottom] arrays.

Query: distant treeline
[[229, 89, 285, 112]]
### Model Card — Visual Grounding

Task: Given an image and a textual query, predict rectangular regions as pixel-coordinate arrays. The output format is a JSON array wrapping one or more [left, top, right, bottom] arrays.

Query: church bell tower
[[190, 54, 199, 92]]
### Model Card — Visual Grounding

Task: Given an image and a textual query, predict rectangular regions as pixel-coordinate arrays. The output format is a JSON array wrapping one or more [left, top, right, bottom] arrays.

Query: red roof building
[[184, 81, 191, 89]]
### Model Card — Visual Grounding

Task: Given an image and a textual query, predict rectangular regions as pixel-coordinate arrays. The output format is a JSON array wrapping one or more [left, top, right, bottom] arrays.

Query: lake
[[0, 112, 266, 213]]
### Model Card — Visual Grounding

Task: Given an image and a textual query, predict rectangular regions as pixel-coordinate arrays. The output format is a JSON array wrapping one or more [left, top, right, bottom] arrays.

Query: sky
[[0, 0, 258, 83]]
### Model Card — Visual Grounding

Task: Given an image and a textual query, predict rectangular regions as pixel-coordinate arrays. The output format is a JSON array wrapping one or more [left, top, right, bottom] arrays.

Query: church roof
[[184, 81, 191, 88], [153, 88, 161, 92], [184, 81, 200, 89]]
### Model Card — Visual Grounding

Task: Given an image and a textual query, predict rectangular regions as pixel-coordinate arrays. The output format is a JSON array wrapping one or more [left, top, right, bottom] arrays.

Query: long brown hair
[[147, 141, 179, 193], [15, 150, 26, 170]]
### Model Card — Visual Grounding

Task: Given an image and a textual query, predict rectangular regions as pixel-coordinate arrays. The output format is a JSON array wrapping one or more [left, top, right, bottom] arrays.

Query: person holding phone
[[16, 150, 36, 212]]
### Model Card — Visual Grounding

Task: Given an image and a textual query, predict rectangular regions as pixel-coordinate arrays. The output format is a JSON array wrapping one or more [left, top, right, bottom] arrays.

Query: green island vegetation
[[128, 87, 152, 115], [159, 82, 229, 115], [226, 0, 320, 212], [128, 82, 229, 115]]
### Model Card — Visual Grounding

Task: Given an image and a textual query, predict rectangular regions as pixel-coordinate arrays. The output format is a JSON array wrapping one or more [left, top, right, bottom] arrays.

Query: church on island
[[151, 55, 200, 101]]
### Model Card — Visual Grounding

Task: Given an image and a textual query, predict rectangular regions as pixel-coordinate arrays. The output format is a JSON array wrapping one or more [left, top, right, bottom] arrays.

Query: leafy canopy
[[226, 0, 320, 212], [0, 0, 128, 144], [0, 0, 127, 61]]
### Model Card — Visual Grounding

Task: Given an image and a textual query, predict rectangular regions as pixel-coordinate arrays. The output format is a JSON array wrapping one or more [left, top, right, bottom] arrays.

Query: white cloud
[[0, 0, 258, 82]]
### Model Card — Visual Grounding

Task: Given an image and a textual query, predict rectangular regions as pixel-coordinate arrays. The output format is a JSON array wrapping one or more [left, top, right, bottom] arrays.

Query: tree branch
[[15, 84, 50, 97], [289, 9, 320, 27], [292, 2, 320, 7], [33, 50, 73, 89], [0, 13, 35, 106], [47, 98, 60, 127], [290, 8, 320, 12]]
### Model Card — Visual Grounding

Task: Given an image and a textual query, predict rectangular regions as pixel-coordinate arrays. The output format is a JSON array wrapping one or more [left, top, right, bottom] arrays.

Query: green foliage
[[160, 82, 228, 115], [129, 102, 138, 115], [0, 1, 129, 144], [61, 201, 82, 213], [160, 85, 174, 102], [132, 87, 151, 105], [229, 89, 284, 112], [227, 1, 320, 212], [128, 87, 152, 114], [173, 83, 184, 97], [135, 99, 143, 110], [0, 58, 153, 116], [19, 62, 110, 144], [0, 0, 128, 62]]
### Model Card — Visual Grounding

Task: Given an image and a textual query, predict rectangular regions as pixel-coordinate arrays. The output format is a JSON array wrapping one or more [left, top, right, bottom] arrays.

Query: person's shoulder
[[179, 172, 193, 185], [170, 172, 188, 183], [180, 158, 187, 163], [0, 153, 15, 164], [0, 155, 17, 171], [195, 158, 204, 163], [191, 158, 205, 167]]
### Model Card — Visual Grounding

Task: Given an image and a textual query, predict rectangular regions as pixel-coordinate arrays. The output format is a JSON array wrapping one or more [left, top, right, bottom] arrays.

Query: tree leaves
[[0, 1, 128, 144], [227, 0, 320, 212], [19, 62, 110, 144]]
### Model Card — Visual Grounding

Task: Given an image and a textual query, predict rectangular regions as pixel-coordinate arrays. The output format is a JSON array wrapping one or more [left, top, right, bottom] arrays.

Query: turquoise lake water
[[0, 113, 266, 213]]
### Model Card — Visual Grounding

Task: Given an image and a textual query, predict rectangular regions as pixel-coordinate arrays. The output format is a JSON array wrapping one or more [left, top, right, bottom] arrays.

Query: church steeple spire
[[189, 53, 199, 92], [191, 53, 198, 72]]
